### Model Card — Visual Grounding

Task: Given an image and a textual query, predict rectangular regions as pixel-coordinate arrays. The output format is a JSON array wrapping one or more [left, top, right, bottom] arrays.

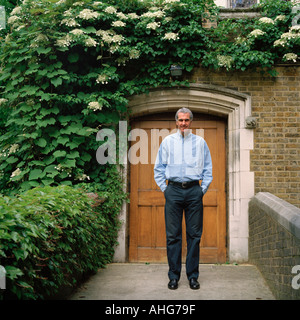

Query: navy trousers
[[164, 183, 203, 281]]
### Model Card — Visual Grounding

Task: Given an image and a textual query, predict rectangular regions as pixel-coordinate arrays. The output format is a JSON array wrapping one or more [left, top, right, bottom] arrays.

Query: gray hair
[[175, 108, 193, 121]]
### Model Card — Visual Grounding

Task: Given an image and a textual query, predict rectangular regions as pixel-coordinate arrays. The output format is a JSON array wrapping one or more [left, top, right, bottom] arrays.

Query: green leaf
[[40, 107, 60, 116], [5, 266, 23, 280], [35, 138, 47, 148], [41, 178, 54, 186], [28, 180, 40, 187], [53, 150, 67, 158], [6, 157, 19, 164], [68, 53, 79, 63], [62, 159, 76, 168], [81, 152, 92, 161], [44, 165, 57, 173], [67, 150, 80, 159], [57, 136, 69, 145], [29, 160, 46, 167], [58, 115, 73, 124], [37, 118, 56, 127], [66, 141, 79, 149], [36, 47, 52, 55], [82, 26, 97, 34], [51, 77, 62, 87], [61, 180, 72, 186], [29, 169, 45, 180], [60, 125, 78, 135]]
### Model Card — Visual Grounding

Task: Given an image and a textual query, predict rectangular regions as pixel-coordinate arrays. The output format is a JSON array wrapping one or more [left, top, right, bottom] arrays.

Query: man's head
[[175, 108, 193, 135]]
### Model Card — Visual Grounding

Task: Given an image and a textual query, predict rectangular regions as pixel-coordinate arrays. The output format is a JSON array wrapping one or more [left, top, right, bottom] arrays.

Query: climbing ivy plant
[[0, 0, 298, 194], [202, 0, 299, 75], [0, 0, 217, 194]]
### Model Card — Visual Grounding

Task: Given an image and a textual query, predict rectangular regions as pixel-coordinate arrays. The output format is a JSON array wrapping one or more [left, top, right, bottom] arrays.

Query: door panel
[[129, 115, 226, 263]]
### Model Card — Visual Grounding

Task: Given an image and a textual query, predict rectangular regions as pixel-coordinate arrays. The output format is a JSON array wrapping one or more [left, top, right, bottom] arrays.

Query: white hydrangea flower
[[96, 75, 108, 84], [34, 34, 49, 43], [164, 17, 173, 22], [104, 6, 117, 14], [142, 10, 165, 19], [129, 49, 140, 59], [70, 28, 85, 35], [16, 25, 25, 31], [274, 38, 287, 47], [283, 53, 298, 62], [78, 9, 100, 20], [88, 101, 103, 110], [217, 55, 234, 69], [249, 29, 265, 38], [112, 20, 126, 27], [61, 18, 80, 27], [290, 25, 300, 33], [275, 15, 286, 22], [96, 29, 115, 43], [11, 6, 22, 15], [73, 1, 85, 6], [63, 9, 73, 17], [76, 173, 90, 181], [163, 0, 180, 3], [258, 17, 274, 24], [146, 22, 160, 30], [0, 98, 8, 105], [109, 45, 119, 53], [112, 34, 124, 44], [56, 34, 73, 47], [281, 32, 297, 40], [85, 37, 98, 47], [55, 164, 64, 171], [101, 34, 113, 43], [11, 168, 21, 178], [116, 12, 128, 20], [9, 144, 19, 154], [128, 13, 139, 19], [163, 32, 179, 41], [7, 16, 20, 25]]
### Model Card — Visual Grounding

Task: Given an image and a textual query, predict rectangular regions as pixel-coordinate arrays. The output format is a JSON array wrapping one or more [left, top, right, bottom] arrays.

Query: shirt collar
[[176, 129, 192, 139]]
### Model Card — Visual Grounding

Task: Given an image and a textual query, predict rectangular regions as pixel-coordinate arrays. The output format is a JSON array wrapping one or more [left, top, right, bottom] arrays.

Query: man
[[154, 108, 213, 290]]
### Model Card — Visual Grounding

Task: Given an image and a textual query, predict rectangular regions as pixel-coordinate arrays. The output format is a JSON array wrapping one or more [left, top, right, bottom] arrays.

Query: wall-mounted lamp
[[170, 64, 183, 79]]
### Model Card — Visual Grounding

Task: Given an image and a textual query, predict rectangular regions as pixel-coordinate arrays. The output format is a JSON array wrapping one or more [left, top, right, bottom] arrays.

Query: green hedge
[[0, 185, 121, 300]]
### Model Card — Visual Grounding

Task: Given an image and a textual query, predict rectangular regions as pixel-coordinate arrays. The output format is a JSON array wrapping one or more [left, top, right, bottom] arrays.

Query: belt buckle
[[182, 182, 188, 189]]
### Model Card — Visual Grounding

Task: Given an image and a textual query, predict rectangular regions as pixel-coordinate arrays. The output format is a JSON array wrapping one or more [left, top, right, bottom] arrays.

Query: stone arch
[[114, 84, 255, 262]]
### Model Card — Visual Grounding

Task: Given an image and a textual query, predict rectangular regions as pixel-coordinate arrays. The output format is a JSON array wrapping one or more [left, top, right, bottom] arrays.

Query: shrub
[[0, 185, 121, 300]]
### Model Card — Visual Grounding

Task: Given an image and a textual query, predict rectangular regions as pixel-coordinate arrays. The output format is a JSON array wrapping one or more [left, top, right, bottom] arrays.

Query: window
[[230, 0, 258, 8]]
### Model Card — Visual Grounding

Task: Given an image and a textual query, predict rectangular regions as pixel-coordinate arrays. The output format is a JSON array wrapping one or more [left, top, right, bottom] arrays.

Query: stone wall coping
[[251, 192, 300, 240], [219, 8, 261, 20]]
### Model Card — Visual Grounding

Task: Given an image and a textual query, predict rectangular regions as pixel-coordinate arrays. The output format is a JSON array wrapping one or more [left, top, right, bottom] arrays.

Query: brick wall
[[249, 192, 300, 300], [190, 65, 300, 208]]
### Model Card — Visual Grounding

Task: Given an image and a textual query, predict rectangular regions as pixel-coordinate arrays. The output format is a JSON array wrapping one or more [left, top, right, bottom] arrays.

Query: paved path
[[69, 263, 275, 300]]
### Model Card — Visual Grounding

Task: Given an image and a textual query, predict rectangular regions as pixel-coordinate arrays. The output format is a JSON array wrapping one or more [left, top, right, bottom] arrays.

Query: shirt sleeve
[[154, 141, 168, 192], [201, 141, 213, 194]]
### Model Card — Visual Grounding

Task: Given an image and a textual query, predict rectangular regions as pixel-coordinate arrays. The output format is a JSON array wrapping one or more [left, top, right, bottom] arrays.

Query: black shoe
[[189, 278, 200, 290], [168, 279, 178, 290]]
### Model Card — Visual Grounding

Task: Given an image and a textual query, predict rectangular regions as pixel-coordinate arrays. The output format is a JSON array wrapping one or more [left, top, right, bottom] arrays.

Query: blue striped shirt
[[154, 130, 213, 193]]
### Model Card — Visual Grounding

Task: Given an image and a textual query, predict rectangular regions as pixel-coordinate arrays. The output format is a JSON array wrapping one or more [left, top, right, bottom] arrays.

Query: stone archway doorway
[[113, 84, 254, 263]]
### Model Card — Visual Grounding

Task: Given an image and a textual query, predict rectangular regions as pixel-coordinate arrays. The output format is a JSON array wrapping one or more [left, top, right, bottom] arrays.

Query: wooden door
[[129, 114, 226, 263]]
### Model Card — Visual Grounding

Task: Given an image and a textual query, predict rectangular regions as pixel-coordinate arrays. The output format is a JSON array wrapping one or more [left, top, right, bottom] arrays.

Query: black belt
[[168, 180, 199, 189]]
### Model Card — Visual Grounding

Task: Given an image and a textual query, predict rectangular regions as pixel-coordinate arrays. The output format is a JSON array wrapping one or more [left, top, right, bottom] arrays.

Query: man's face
[[176, 112, 192, 135]]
